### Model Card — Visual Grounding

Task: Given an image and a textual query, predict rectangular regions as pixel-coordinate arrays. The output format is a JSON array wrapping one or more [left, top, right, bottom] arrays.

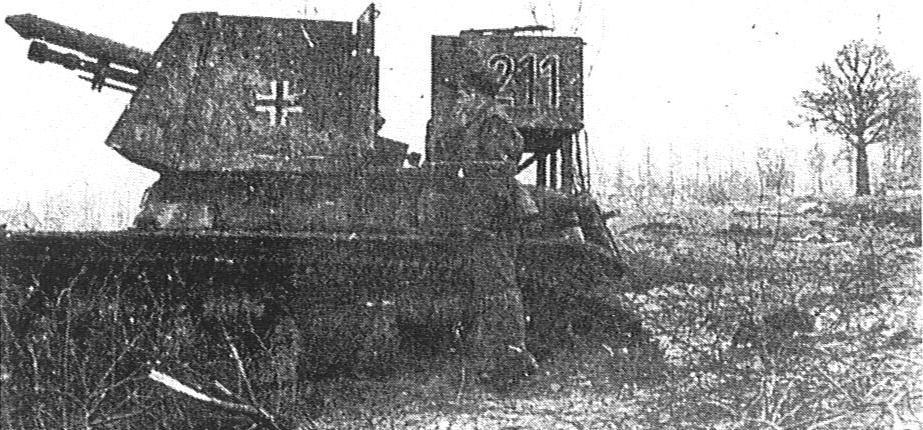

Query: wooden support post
[[549, 150, 558, 189], [536, 153, 547, 188], [561, 135, 574, 193], [517, 154, 537, 173], [574, 133, 585, 190]]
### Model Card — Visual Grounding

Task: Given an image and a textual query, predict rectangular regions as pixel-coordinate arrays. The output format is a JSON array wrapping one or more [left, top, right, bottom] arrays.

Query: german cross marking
[[255, 80, 304, 126]]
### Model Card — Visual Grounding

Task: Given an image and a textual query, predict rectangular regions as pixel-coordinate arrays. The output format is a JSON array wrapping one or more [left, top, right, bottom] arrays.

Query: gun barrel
[[28, 41, 142, 90], [6, 14, 152, 71]]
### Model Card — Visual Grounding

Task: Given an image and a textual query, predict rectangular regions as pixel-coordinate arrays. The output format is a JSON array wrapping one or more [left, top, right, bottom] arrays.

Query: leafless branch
[[147, 369, 285, 430], [225, 330, 259, 406]]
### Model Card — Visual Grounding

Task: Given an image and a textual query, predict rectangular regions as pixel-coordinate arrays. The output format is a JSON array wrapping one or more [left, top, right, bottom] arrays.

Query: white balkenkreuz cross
[[255, 80, 304, 126]]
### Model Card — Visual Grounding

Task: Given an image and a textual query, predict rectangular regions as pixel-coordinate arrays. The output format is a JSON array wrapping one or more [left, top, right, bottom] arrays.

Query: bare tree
[[757, 148, 794, 198], [794, 40, 918, 196], [882, 83, 921, 191], [808, 140, 826, 195]]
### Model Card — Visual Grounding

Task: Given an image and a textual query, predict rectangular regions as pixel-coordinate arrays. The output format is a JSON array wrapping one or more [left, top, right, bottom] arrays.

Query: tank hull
[[2, 231, 626, 381]]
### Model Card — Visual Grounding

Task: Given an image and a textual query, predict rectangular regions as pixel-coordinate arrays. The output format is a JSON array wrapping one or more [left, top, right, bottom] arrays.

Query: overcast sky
[[1, 0, 920, 214]]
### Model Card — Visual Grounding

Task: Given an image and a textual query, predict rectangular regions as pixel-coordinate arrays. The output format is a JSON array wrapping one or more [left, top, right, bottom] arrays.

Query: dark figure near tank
[[428, 69, 524, 165], [2, 5, 649, 389]]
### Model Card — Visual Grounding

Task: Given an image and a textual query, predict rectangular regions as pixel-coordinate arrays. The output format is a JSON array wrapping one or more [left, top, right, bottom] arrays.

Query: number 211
[[487, 53, 560, 108]]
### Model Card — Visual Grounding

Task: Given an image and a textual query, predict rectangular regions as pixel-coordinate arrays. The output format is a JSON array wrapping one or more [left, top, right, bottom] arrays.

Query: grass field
[[2, 194, 920, 429], [292, 195, 921, 429]]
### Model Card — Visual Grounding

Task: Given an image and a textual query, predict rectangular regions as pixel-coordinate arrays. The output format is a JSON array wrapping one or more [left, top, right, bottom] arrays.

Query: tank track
[[1, 231, 636, 382]]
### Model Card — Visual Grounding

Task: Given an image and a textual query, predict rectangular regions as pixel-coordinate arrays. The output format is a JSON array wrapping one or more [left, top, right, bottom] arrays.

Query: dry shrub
[[0, 266, 313, 429], [622, 218, 921, 429]]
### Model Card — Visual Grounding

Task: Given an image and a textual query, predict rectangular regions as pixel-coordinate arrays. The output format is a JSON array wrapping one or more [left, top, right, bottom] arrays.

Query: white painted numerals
[[487, 53, 561, 108]]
